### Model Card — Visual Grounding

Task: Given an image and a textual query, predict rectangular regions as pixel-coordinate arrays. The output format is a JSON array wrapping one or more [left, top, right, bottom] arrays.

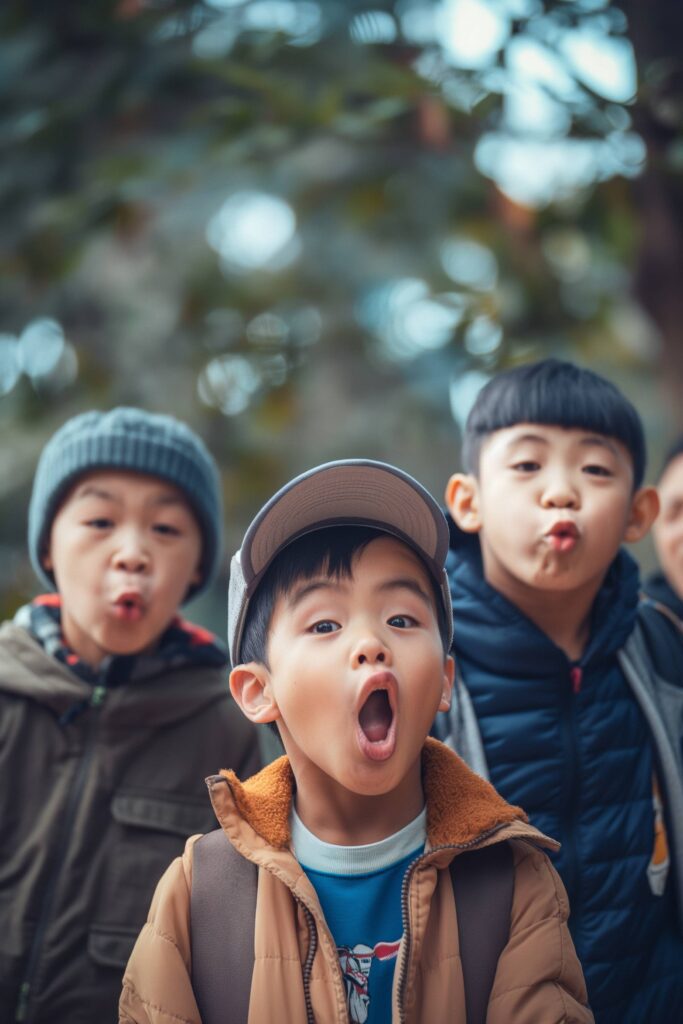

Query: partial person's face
[[232, 536, 453, 801], [447, 424, 656, 601], [653, 453, 683, 598], [44, 470, 202, 667]]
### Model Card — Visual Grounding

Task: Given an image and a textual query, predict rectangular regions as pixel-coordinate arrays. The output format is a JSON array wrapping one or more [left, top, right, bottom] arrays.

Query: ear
[[445, 473, 482, 534], [229, 663, 280, 725], [438, 655, 455, 713], [624, 485, 660, 544]]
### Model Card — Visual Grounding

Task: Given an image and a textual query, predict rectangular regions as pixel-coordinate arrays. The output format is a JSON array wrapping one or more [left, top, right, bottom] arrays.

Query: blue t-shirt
[[291, 807, 426, 1024]]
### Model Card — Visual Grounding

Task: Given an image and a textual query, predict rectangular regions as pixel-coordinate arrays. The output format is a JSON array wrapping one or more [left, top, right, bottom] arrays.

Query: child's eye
[[583, 464, 612, 477], [511, 461, 540, 473], [388, 614, 418, 629], [309, 620, 340, 635], [152, 523, 181, 536], [85, 518, 113, 530]]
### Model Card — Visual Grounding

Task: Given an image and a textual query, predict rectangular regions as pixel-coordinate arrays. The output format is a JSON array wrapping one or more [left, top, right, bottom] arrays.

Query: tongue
[[359, 690, 392, 743]]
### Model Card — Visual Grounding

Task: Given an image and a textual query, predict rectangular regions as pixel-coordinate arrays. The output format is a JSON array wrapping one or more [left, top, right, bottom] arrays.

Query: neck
[[289, 757, 425, 846], [483, 566, 603, 662]]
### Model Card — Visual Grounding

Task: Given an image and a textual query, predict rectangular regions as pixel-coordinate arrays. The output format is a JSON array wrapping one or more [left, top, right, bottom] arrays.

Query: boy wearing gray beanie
[[0, 408, 260, 1024]]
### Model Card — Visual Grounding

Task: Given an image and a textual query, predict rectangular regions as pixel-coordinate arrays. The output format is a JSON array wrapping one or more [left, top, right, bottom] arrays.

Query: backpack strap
[[619, 606, 683, 936], [190, 828, 513, 1024], [450, 841, 514, 1024], [636, 600, 683, 686], [190, 829, 257, 1024]]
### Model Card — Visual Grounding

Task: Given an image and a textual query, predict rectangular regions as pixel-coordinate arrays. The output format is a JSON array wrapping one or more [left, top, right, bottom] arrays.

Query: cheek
[[50, 553, 89, 595], [157, 546, 201, 587], [659, 524, 683, 554], [282, 672, 339, 724]]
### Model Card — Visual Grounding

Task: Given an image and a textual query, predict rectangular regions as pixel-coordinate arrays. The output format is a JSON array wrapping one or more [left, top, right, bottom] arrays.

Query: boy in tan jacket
[[120, 459, 592, 1024]]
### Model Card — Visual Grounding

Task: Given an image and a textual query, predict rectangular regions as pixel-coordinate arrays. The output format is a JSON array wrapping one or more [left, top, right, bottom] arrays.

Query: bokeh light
[[439, 0, 509, 69], [198, 354, 261, 415], [18, 319, 65, 379], [449, 369, 490, 431], [358, 279, 466, 361], [350, 11, 398, 45], [0, 336, 20, 396], [560, 28, 636, 103], [206, 191, 299, 274], [440, 238, 498, 291], [195, 0, 322, 55]]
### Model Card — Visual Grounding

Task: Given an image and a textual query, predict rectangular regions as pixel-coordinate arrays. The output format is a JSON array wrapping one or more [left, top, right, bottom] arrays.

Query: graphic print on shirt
[[648, 773, 670, 896], [338, 938, 401, 1023]]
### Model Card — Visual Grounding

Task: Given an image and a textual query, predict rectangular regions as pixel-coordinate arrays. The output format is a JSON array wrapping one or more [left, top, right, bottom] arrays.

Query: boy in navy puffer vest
[[437, 359, 683, 1022]]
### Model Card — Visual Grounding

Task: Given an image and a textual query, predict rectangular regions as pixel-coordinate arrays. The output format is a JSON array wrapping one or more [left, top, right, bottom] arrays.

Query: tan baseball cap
[[228, 459, 453, 664]]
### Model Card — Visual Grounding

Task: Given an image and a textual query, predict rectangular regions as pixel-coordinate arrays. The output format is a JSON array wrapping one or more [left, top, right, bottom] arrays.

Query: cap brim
[[241, 460, 448, 592], [229, 459, 453, 665]]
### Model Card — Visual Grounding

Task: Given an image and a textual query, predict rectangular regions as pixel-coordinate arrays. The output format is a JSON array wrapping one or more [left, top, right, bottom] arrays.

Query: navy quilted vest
[[446, 523, 683, 1022]]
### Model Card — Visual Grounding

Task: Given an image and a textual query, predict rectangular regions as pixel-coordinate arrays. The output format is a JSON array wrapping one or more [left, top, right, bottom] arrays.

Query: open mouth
[[359, 689, 393, 743], [356, 673, 397, 762], [112, 593, 145, 621]]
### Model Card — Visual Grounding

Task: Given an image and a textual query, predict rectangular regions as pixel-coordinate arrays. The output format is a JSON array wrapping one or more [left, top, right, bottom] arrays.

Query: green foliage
[[0, 0, 681, 612]]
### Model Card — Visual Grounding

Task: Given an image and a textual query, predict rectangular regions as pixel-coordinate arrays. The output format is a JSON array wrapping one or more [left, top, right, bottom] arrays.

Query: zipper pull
[[570, 666, 583, 694], [15, 981, 30, 1021], [90, 685, 107, 707]]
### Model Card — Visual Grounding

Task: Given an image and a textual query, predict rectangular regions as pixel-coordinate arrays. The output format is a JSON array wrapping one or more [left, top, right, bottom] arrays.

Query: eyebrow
[[76, 485, 119, 503], [504, 432, 619, 457], [377, 577, 433, 608], [149, 494, 187, 508], [504, 432, 549, 451], [288, 578, 345, 609], [578, 436, 619, 457]]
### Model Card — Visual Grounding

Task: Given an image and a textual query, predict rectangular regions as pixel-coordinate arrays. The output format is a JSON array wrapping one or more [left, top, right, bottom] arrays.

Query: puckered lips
[[356, 670, 397, 762], [545, 519, 579, 554], [111, 590, 146, 622]]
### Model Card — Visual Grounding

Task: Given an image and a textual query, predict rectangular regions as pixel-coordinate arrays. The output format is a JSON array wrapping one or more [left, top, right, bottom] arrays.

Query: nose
[[112, 531, 150, 574], [541, 474, 579, 510], [351, 631, 392, 669]]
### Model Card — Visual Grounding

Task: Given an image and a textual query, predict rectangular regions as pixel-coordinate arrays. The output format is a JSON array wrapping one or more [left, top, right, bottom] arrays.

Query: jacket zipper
[[301, 904, 318, 1024], [559, 665, 582, 931], [14, 684, 108, 1023], [395, 821, 511, 1024]]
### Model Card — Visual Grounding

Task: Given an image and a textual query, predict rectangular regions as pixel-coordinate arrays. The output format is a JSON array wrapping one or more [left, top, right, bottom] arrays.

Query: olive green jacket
[[0, 622, 260, 1024]]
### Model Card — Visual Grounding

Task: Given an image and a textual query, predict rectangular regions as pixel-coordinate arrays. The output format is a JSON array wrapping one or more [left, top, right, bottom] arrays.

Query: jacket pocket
[[90, 790, 216, 966], [88, 924, 141, 969], [111, 790, 215, 837]]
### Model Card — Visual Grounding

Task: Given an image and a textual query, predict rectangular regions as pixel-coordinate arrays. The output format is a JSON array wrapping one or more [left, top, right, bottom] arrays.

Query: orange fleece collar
[[218, 737, 526, 850]]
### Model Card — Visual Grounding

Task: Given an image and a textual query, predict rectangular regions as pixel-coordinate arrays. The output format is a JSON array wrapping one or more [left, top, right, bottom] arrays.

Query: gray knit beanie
[[29, 407, 222, 600]]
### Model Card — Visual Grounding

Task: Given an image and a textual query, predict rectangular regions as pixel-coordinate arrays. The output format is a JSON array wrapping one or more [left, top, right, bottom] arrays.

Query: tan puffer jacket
[[120, 739, 593, 1024]]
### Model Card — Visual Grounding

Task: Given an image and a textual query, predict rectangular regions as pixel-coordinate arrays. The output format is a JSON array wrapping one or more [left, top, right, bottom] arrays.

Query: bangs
[[462, 360, 645, 487], [239, 524, 451, 666], [266, 525, 377, 598]]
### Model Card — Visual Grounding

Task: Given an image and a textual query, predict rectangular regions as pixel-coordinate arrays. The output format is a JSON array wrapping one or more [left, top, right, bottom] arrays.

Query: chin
[[348, 762, 406, 795], [531, 561, 582, 584], [102, 636, 151, 657]]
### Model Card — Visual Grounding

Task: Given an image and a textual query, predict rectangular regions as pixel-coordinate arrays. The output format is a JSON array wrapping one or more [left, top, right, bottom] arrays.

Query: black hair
[[239, 524, 451, 669], [461, 359, 646, 488], [658, 435, 683, 481]]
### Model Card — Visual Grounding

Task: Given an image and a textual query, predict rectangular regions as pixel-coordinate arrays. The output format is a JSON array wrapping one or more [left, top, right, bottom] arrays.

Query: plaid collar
[[14, 594, 227, 689]]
